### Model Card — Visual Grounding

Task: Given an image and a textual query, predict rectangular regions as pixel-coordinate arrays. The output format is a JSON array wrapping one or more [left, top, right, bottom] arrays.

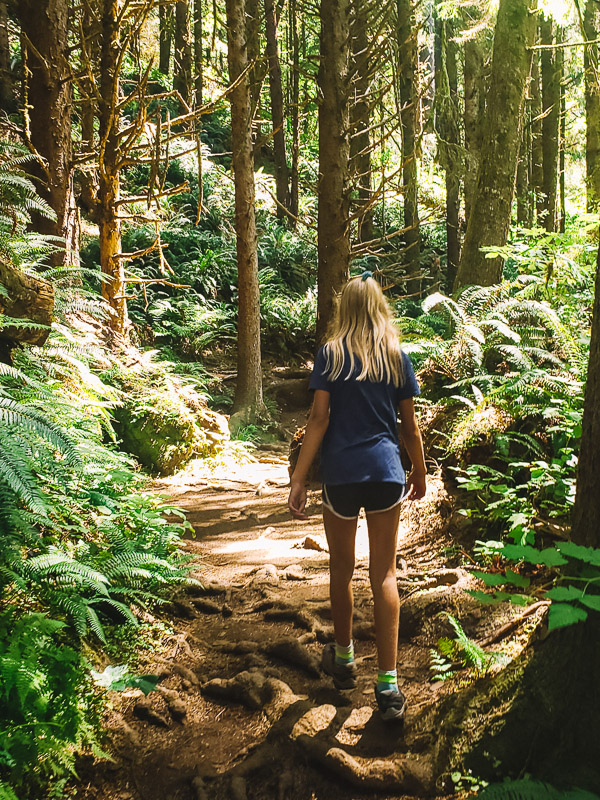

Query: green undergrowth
[[0, 337, 197, 798], [1, 215, 200, 800]]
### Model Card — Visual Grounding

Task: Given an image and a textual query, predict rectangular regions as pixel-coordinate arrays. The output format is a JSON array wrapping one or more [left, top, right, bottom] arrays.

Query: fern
[[430, 614, 498, 680], [479, 780, 600, 800], [0, 782, 20, 800]]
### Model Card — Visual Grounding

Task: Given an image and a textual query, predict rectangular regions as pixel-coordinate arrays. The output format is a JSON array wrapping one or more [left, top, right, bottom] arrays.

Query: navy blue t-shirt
[[309, 346, 420, 485]]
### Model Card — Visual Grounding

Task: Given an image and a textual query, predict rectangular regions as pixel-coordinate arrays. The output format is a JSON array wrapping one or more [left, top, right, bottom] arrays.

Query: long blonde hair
[[323, 275, 404, 386]]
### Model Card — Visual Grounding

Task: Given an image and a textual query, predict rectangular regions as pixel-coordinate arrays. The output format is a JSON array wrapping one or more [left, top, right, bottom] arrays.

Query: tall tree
[[226, 0, 264, 424], [463, 33, 485, 227], [265, 0, 290, 220], [455, 0, 537, 289], [516, 91, 533, 227], [558, 27, 566, 233], [584, 0, 600, 212], [246, 0, 261, 119], [434, 7, 461, 289], [316, 0, 351, 344], [159, 2, 173, 74], [194, 0, 203, 107], [350, 4, 374, 244], [97, 0, 128, 336], [396, 0, 420, 290], [174, 0, 193, 106], [288, 0, 300, 222], [0, 0, 12, 110], [531, 47, 544, 223], [17, 0, 75, 265], [540, 15, 560, 232]]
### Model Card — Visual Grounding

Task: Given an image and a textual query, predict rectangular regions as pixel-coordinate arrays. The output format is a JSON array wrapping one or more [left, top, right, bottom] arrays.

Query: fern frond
[[84, 605, 107, 643]]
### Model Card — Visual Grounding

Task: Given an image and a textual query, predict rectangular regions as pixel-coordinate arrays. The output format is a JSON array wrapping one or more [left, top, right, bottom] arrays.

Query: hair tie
[[361, 270, 373, 281]]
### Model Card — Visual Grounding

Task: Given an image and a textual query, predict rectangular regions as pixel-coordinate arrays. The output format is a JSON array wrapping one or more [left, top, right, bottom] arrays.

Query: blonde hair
[[323, 275, 404, 386]]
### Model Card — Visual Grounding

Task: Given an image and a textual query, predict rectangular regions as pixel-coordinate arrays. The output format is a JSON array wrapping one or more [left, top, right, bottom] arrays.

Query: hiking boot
[[321, 643, 357, 690], [375, 685, 407, 721]]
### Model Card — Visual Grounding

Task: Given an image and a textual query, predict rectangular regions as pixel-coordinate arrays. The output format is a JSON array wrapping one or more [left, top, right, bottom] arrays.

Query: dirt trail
[[77, 449, 519, 800]]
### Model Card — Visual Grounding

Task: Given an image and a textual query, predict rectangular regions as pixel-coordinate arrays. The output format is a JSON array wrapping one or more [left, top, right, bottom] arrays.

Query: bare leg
[[366, 504, 401, 671], [322, 506, 357, 647]]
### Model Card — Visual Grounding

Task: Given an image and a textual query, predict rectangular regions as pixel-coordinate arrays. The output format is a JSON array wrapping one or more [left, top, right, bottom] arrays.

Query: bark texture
[[572, 229, 600, 547], [159, 2, 173, 74], [226, 0, 264, 420], [585, 0, 600, 212], [434, 8, 460, 289], [18, 0, 74, 265], [540, 16, 560, 232], [265, 0, 290, 220], [350, 8, 373, 244], [0, 0, 11, 110], [289, 0, 300, 222], [463, 34, 485, 227], [194, 0, 203, 107], [316, 0, 351, 344], [98, 0, 128, 336], [396, 0, 420, 291], [455, 0, 537, 289], [531, 48, 544, 223], [516, 101, 533, 227], [174, 0, 193, 107]]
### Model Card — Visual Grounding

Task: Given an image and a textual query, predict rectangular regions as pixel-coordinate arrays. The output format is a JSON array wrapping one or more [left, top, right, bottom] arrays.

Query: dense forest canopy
[[1, 0, 600, 797]]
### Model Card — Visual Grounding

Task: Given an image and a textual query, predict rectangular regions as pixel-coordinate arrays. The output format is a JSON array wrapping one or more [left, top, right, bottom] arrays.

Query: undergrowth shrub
[[0, 611, 103, 795], [0, 329, 195, 798]]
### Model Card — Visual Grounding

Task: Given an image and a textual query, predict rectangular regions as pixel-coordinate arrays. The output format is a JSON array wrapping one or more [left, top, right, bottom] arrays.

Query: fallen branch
[[478, 600, 550, 647]]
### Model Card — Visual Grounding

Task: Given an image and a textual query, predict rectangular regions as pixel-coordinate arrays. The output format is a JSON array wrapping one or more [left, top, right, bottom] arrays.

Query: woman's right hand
[[406, 471, 427, 501], [288, 479, 308, 520]]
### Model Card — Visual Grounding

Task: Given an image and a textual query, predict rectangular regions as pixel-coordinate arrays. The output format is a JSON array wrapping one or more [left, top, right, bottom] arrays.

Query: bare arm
[[288, 390, 330, 519], [398, 397, 427, 500]]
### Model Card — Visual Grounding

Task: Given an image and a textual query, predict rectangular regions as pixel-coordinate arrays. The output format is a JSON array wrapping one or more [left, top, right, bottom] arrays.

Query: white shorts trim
[[321, 484, 409, 520]]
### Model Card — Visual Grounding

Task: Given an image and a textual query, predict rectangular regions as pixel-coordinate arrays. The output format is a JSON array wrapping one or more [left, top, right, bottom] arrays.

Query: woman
[[288, 272, 426, 721]]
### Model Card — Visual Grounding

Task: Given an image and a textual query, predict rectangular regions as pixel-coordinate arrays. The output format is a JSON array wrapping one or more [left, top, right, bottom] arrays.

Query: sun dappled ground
[[75, 450, 541, 800]]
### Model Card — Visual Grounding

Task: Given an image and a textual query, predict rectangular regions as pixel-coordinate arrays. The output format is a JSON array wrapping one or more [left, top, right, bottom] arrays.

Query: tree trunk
[[531, 47, 544, 223], [159, 2, 173, 75], [289, 0, 300, 223], [316, 0, 351, 345], [18, 0, 74, 266], [558, 31, 566, 233], [463, 34, 484, 228], [455, 0, 537, 290], [0, 259, 54, 348], [98, 0, 128, 337], [584, 1, 600, 213], [174, 1, 193, 108], [516, 99, 533, 227], [396, 0, 420, 294], [78, 3, 99, 222], [434, 8, 460, 290], [246, 0, 261, 123], [572, 230, 600, 546], [194, 0, 203, 107], [226, 0, 264, 422], [265, 0, 290, 220], [540, 16, 560, 232], [350, 9, 373, 244], [0, 0, 12, 110]]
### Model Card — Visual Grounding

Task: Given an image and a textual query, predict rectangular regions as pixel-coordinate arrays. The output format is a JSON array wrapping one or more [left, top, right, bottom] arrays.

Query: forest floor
[[76, 411, 541, 800]]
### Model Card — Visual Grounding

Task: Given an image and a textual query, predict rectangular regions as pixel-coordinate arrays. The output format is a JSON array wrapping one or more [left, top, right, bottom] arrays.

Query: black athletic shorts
[[322, 482, 408, 520]]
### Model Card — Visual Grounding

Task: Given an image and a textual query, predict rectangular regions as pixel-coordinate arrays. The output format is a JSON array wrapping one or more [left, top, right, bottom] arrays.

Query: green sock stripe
[[335, 642, 354, 663], [377, 671, 397, 684]]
